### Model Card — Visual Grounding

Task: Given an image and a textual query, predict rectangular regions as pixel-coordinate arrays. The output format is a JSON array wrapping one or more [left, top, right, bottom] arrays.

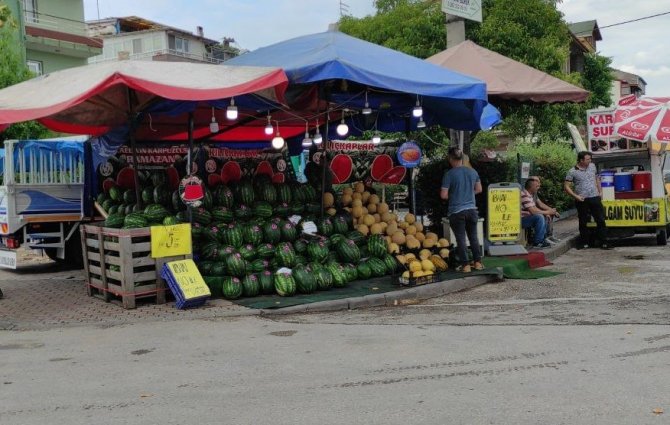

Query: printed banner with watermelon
[[313, 140, 407, 185], [97, 143, 295, 194]]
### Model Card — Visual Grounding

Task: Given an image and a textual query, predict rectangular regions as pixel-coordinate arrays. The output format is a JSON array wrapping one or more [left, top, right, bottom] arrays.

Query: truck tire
[[64, 228, 84, 268], [656, 229, 667, 246]]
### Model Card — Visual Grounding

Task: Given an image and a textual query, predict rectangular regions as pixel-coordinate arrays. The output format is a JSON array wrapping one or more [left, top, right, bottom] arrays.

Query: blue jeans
[[449, 209, 481, 266], [521, 214, 547, 245]]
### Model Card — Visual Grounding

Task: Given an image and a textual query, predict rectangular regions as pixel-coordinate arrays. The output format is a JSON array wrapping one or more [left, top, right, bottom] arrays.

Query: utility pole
[[339, 0, 350, 17]]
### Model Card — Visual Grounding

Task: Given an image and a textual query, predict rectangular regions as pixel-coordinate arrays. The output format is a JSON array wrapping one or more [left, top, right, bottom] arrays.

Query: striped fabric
[[520, 189, 535, 217]]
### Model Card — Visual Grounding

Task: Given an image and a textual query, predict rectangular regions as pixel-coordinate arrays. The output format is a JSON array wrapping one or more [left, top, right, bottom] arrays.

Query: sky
[[83, 0, 670, 96]]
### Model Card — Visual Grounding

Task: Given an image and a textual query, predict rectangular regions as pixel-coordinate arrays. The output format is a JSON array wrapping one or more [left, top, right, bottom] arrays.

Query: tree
[[0, 5, 48, 140]]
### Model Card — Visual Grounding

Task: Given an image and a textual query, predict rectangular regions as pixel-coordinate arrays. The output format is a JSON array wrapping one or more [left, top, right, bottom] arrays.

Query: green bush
[[470, 131, 500, 158], [416, 155, 449, 234]]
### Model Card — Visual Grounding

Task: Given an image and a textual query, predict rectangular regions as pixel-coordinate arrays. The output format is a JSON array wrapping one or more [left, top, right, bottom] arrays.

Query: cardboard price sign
[[487, 184, 521, 242], [166, 259, 210, 300], [151, 223, 192, 258]]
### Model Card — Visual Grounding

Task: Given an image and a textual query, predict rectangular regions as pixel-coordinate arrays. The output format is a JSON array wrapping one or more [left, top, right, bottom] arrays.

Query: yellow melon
[[363, 214, 376, 226], [425, 232, 439, 241], [401, 270, 411, 279], [381, 212, 395, 223], [414, 222, 423, 232], [352, 198, 363, 208], [404, 213, 416, 224], [367, 203, 377, 214], [385, 235, 392, 245], [370, 223, 383, 235], [398, 221, 409, 230], [409, 260, 422, 273], [362, 191, 371, 203], [352, 205, 364, 218], [341, 193, 353, 206], [362, 207, 369, 215], [391, 231, 406, 245], [354, 181, 365, 193], [414, 231, 425, 242], [386, 221, 398, 236], [421, 259, 435, 272], [352, 192, 362, 201], [396, 254, 407, 265], [357, 224, 370, 235], [323, 192, 334, 208], [438, 238, 449, 247], [404, 253, 416, 261], [377, 202, 389, 215], [368, 194, 380, 205], [406, 238, 421, 249], [405, 224, 417, 236], [388, 242, 400, 254], [373, 213, 381, 223], [422, 237, 436, 248], [343, 187, 353, 196], [419, 249, 432, 260], [379, 221, 388, 230], [326, 208, 337, 216], [439, 248, 450, 258]]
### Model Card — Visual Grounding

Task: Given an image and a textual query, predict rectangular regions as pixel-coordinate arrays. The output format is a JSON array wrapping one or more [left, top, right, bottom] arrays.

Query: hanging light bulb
[[271, 123, 285, 149], [226, 97, 238, 120], [302, 123, 312, 148], [264, 115, 273, 136], [372, 132, 381, 145], [313, 125, 323, 145], [362, 91, 372, 115], [336, 117, 349, 137], [412, 96, 423, 118], [417, 117, 426, 129], [209, 107, 219, 133]]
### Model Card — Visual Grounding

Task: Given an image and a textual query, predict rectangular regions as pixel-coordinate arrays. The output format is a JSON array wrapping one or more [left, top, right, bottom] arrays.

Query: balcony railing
[[88, 49, 226, 65], [23, 9, 88, 37]]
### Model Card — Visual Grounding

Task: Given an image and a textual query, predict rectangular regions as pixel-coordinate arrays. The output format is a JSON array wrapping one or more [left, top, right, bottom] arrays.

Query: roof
[[612, 69, 647, 87], [87, 16, 219, 45], [426, 40, 589, 103], [568, 20, 602, 41]]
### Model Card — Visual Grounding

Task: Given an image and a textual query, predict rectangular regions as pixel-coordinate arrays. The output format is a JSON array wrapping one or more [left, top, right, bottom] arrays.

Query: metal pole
[[187, 112, 194, 224], [320, 112, 330, 218], [405, 117, 415, 215], [126, 88, 142, 210]]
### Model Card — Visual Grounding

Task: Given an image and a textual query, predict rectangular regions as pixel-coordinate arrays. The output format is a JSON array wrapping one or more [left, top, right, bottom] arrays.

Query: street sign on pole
[[441, 0, 482, 23]]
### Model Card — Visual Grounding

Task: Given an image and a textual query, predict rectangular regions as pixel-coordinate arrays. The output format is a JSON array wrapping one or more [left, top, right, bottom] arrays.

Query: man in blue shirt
[[440, 147, 484, 273]]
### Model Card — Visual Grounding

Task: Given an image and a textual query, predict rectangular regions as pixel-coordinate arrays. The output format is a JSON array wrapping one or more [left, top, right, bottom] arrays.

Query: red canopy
[[0, 60, 290, 140], [614, 96, 670, 143]]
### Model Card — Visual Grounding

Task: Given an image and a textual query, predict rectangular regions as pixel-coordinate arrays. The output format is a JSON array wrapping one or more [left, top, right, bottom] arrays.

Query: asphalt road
[[1, 237, 669, 425]]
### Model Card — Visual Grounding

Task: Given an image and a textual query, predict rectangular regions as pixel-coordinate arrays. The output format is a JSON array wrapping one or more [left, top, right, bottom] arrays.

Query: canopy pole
[[127, 88, 142, 210], [405, 117, 416, 215], [320, 111, 330, 218], [187, 112, 195, 224]]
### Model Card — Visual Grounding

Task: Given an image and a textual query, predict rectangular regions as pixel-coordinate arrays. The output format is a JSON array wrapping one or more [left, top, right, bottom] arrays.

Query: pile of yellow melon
[[325, 182, 451, 256]]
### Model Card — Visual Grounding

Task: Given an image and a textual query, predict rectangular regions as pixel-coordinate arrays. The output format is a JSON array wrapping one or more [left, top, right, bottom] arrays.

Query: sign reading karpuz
[[441, 0, 482, 22]]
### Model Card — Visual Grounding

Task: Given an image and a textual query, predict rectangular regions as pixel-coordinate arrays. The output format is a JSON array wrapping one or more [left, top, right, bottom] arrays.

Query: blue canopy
[[227, 30, 501, 132]]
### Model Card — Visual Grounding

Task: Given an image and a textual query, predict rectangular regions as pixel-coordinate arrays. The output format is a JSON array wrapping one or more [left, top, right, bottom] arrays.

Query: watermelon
[[356, 262, 372, 280], [225, 253, 247, 277], [101, 199, 117, 213], [122, 189, 136, 204], [263, 222, 282, 244], [109, 186, 123, 202], [201, 188, 213, 210], [116, 166, 137, 190], [274, 202, 289, 217], [203, 276, 223, 298], [163, 216, 178, 226], [370, 154, 394, 182], [151, 172, 167, 187], [329, 233, 346, 246], [382, 254, 398, 274], [249, 258, 270, 273], [123, 212, 148, 228], [253, 201, 273, 219], [144, 204, 170, 224], [315, 268, 333, 290], [200, 242, 220, 260], [236, 179, 255, 205], [274, 272, 296, 297], [326, 263, 348, 287], [192, 207, 212, 225], [104, 214, 125, 229], [342, 263, 358, 282], [293, 266, 317, 294], [199, 261, 215, 276], [102, 178, 117, 194], [347, 230, 366, 246], [275, 184, 292, 204], [332, 215, 349, 234], [256, 243, 275, 259], [256, 271, 275, 294], [242, 223, 264, 245], [222, 276, 243, 300], [142, 187, 154, 204], [241, 274, 260, 297], [239, 244, 257, 261], [257, 184, 277, 204], [280, 221, 297, 242], [316, 217, 334, 236], [292, 239, 308, 254], [210, 262, 227, 276], [306, 240, 329, 263], [96, 192, 108, 205], [367, 234, 387, 258], [214, 185, 234, 208], [153, 184, 171, 205], [275, 242, 296, 268], [211, 206, 234, 223], [234, 204, 252, 220], [329, 154, 353, 184], [223, 225, 244, 248], [367, 257, 387, 277]]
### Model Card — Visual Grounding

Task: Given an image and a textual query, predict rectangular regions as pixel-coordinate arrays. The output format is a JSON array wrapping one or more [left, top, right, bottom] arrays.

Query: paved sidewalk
[[0, 216, 579, 331]]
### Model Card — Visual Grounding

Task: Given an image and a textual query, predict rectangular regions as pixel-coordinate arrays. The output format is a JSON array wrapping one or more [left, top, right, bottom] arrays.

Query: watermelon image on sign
[[179, 175, 205, 207], [255, 160, 274, 177], [329, 154, 353, 184], [115, 166, 136, 189], [380, 166, 406, 184], [166, 166, 180, 191], [370, 154, 393, 182], [272, 173, 285, 183], [221, 161, 242, 184]]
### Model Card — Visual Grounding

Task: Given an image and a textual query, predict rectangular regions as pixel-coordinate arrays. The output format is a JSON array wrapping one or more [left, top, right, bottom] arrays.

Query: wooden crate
[[80, 223, 190, 309]]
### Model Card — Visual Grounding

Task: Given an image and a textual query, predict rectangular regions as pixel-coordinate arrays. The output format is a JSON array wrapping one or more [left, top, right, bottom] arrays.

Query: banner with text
[[601, 199, 666, 227], [487, 183, 522, 242]]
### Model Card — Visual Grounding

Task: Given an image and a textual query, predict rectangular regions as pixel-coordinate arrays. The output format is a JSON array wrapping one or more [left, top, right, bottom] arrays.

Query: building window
[[168, 35, 190, 53], [132, 38, 143, 54], [27, 60, 42, 76], [23, 0, 38, 23]]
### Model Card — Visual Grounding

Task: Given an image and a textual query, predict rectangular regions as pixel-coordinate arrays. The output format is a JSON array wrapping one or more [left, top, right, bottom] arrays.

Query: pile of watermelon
[[97, 169, 399, 300]]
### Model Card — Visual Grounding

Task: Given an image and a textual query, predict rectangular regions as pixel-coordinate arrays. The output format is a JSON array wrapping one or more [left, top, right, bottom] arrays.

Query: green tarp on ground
[[482, 257, 562, 279], [231, 269, 500, 310]]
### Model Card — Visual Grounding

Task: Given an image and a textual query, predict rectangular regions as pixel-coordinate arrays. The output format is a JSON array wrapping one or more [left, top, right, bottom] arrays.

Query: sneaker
[[531, 241, 551, 249], [455, 264, 472, 273], [544, 238, 558, 245], [547, 236, 561, 243], [600, 243, 613, 250], [472, 261, 485, 271]]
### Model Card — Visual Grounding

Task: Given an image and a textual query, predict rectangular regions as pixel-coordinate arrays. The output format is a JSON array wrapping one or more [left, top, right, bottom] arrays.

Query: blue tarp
[[227, 30, 502, 131]]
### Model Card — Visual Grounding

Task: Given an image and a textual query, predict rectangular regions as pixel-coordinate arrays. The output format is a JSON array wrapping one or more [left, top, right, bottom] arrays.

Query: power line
[[600, 10, 670, 29]]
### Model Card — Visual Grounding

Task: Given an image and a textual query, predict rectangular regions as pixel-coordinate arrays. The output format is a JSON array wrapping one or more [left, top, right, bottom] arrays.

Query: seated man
[[529, 175, 561, 243], [521, 177, 552, 248]]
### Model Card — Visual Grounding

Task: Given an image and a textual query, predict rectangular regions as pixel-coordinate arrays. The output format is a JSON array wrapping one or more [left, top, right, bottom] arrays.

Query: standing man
[[440, 147, 484, 273], [564, 151, 611, 250]]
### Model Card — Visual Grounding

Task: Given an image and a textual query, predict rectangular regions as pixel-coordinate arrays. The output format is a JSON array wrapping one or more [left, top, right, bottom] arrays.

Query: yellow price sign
[[166, 259, 210, 300], [151, 223, 192, 258], [487, 185, 521, 242]]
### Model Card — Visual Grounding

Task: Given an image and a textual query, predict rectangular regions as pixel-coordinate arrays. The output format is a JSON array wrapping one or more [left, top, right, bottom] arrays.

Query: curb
[[259, 268, 504, 316], [543, 234, 579, 262]]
